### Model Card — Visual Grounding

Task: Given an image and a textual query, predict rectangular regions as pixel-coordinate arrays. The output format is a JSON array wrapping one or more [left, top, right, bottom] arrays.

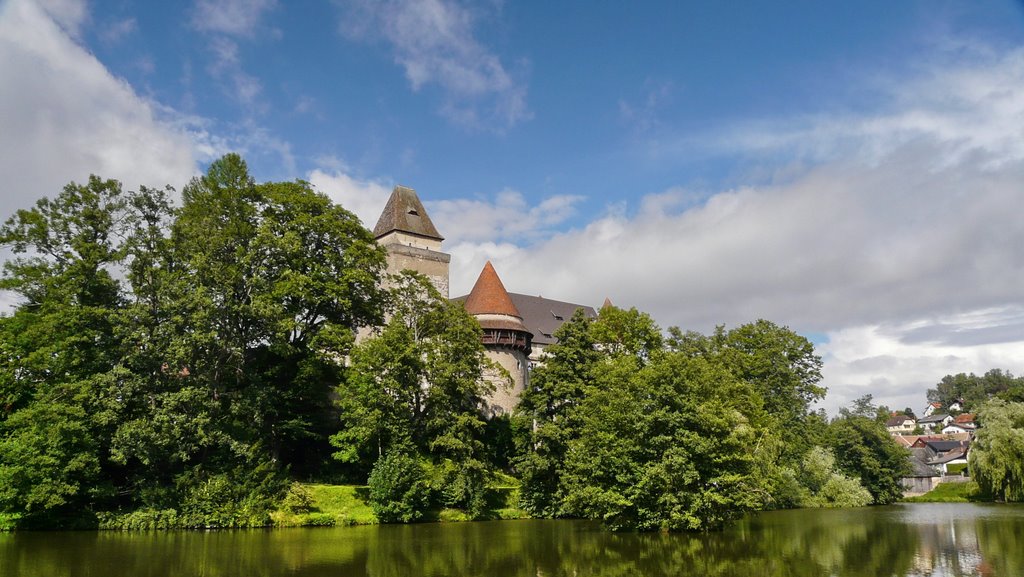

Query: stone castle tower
[[371, 186, 562, 415], [372, 185, 450, 297], [461, 261, 532, 415]]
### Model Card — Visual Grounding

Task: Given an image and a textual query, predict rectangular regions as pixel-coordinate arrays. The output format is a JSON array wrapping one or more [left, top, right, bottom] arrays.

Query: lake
[[1, 503, 1022, 576]]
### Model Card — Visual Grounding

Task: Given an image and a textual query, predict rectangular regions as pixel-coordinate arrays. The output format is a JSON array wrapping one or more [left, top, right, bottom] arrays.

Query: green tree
[[796, 446, 872, 508], [333, 271, 495, 516], [927, 369, 1024, 412], [590, 305, 663, 363], [165, 154, 387, 475], [560, 351, 767, 531], [0, 176, 131, 523], [829, 397, 909, 505], [367, 450, 430, 523], [333, 318, 423, 468], [515, 308, 599, 516], [969, 399, 1024, 502]]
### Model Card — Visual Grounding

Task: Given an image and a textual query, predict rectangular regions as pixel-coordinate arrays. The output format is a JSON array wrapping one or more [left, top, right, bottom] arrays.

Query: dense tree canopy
[[1, 158, 910, 531], [927, 369, 1024, 412], [0, 155, 388, 527], [970, 399, 1024, 502]]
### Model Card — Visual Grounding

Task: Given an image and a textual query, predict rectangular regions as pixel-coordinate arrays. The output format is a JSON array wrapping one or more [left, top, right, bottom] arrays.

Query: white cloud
[[0, 0, 197, 220], [34, 0, 87, 38], [336, 0, 530, 130], [441, 46, 1024, 411], [428, 190, 584, 246], [307, 168, 394, 229], [819, 309, 1024, 415], [191, 0, 277, 37]]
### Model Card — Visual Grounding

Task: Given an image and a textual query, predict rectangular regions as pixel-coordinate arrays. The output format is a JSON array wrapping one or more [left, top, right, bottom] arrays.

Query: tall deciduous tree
[[970, 399, 1024, 502], [515, 308, 598, 516], [560, 351, 768, 531], [0, 176, 131, 523], [829, 397, 909, 505]]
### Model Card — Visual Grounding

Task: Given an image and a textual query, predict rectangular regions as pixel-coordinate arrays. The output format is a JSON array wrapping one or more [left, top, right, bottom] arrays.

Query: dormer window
[[407, 208, 419, 216]]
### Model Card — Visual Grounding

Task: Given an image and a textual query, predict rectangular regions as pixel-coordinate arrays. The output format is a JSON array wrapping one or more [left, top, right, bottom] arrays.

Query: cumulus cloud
[[307, 168, 394, 229], [34, 0, 87, 38], [429, 190, 584, 246], [454, 46, 1024, 412], [820, 309, 1024, 414], [0, 0, 197, 220], [335, 0, 530, 130]]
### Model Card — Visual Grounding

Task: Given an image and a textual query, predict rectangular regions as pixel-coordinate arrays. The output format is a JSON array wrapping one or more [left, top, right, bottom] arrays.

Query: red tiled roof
[[463, 261, 522, 318], [954, 413, 976, 424]]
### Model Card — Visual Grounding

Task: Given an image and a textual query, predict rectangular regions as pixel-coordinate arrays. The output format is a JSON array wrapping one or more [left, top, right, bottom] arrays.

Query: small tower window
[[407, 208, 419, 216]]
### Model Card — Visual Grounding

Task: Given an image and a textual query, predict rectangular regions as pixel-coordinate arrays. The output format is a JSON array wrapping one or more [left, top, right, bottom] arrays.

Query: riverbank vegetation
[[0, 155, 918, 532], [902, 481, 987, 503]]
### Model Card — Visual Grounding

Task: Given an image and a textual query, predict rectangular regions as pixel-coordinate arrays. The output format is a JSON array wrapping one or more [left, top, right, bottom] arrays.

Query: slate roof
[[922, 440, 968, 453], [372, 185, 444, 241], [930, 446, 968, 465], [918, 413, 952, 424], [507, 293, 598, 346], [906, 448, 940, 477]]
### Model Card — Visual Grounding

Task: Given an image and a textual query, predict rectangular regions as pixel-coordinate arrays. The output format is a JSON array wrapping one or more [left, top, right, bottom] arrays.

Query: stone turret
[[372, 185, 450, 297], [463, 261, 532, 415]]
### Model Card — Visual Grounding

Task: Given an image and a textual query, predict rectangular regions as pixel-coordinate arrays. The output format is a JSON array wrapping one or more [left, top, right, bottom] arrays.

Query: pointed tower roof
[[372, 185, 444, 241], [602, 297, 614, 309], [464, 261, 522, 318]]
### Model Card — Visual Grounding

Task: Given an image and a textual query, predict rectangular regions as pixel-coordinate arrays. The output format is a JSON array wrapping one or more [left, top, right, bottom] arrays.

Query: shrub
[[367, 452, 430, 523], [282, 482, 314, 513]]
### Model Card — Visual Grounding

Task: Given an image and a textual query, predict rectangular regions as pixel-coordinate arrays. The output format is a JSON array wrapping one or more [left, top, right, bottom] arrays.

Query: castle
[[370, 185, 597, 415]]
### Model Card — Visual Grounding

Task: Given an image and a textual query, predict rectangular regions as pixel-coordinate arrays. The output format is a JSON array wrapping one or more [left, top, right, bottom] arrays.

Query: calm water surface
[[1, 503, 1022, 576]]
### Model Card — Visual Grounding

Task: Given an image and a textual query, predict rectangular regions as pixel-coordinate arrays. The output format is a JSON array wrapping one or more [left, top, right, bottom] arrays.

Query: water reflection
[[1, 504, 1021, 577]]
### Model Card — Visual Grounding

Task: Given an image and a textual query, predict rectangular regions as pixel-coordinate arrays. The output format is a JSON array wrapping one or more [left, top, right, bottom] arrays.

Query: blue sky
[[3, 0, 1024, 413]]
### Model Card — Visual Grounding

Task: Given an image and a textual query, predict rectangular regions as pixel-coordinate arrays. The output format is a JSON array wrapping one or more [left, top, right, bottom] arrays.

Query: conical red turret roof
[[464, 261, 522, 318]]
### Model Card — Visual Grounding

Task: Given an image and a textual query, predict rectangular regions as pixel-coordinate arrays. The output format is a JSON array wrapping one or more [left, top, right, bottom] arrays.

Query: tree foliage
[[927, 369, 1024, 412], [0, 154, 388, 527], [333, 271, 495, 516], [560, 353, 767, 531], [829, 397, 909, 505], [969, 399, 1024, 502]]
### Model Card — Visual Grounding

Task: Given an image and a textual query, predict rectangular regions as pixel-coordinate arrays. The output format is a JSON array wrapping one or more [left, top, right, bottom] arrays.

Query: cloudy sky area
[[2, 0, 1024, 414]]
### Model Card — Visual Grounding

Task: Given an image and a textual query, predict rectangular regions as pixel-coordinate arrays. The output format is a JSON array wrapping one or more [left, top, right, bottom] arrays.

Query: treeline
[[1, 154, 909, 532], [507, 311, 909, 530], [921, 368, 1024, 503], [0, 155, 389, 529], [927, 369, 1024, 413]]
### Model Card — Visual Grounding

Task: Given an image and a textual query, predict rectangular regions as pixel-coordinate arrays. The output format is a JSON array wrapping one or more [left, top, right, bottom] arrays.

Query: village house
[[886, 414, 917, 434], [941, 413, 976, 435], [911, 438, 971, 475], [917, 413, 954, 434]]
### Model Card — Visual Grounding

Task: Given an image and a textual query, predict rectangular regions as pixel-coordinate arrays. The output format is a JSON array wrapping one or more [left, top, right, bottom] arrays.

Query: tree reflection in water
[[1, 504, 1022, 577]]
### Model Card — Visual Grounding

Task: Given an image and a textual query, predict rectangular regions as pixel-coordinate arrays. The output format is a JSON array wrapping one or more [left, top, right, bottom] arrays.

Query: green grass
[[271, 484, 378, 527], [270, 483, 528, 527], [903, 481, 989, 503]]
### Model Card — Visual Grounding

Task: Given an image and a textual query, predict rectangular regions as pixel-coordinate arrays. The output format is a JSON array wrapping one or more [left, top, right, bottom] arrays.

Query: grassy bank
[[270, 483, 527, 528], [902, 481, 989, 503]]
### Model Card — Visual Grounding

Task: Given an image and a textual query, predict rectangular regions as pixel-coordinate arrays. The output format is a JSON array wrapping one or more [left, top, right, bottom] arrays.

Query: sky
[[2, 0, 1024, 415]]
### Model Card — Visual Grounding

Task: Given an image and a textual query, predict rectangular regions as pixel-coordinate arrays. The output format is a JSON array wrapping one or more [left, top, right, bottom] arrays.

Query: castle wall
[[382, 242, 450, 298], [482, 347, 529, 416], [378, 231, 443, 252]]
